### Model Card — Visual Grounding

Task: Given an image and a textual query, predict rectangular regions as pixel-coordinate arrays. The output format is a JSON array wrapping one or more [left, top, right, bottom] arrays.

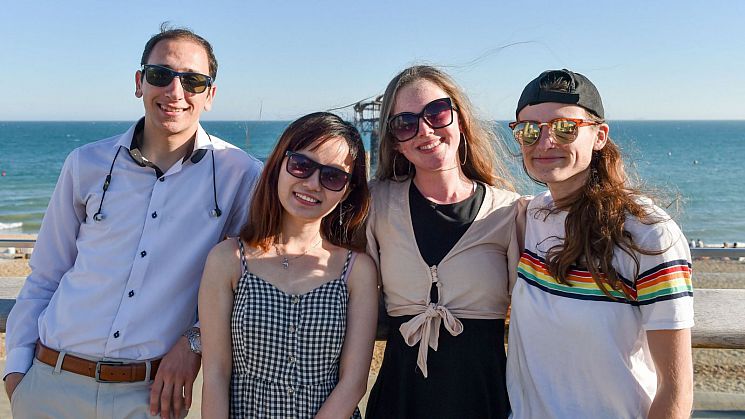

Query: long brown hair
[[376, 65, 513, 190], [239, 112, 370, 252], [534, 77, 666, 300]]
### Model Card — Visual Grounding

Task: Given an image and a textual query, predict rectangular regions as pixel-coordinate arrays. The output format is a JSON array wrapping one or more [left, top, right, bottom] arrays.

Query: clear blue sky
[[3, 0, 744, 121]]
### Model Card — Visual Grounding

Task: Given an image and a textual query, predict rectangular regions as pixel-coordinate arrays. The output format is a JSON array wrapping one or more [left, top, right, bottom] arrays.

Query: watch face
[[192, 333, 202, 353], [184, 328, 202, 354]]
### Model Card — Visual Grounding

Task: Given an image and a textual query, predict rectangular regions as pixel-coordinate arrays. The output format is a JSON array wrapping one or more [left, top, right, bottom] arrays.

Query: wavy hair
[[239, 112, 370, 252], [532, 77, 666, 300], [376, 65, 513, 190]]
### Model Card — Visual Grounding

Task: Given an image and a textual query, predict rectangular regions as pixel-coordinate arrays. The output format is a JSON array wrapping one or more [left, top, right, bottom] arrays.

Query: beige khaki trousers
[[10, 358, 165, 419]]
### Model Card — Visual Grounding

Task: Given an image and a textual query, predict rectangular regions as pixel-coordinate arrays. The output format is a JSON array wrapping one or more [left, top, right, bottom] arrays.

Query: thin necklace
[[274, 234, 323, 269]]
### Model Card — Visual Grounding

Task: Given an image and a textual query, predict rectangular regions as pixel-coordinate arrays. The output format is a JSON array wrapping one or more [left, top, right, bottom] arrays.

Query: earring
[[460, 133, 468, 166], [337, 201, 351, 242], [393, 151, 413, 182], [393, 152, 400, 182], [590, 150, 601, 185]]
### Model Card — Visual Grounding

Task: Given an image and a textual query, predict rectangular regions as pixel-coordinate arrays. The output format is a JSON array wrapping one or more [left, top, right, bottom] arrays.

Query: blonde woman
[[365, 66, 519, 419]]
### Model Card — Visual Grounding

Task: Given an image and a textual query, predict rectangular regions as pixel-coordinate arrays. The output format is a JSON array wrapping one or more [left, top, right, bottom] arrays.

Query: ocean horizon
[[1, 120, 744, 244]]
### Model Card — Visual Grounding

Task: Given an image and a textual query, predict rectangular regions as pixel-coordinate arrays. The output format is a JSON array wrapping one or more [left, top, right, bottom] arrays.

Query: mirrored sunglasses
[[141, 64, 213, 94], [387, 97, 457, 142], [509, 118, 601, 146], [285, 151, 351, 192]]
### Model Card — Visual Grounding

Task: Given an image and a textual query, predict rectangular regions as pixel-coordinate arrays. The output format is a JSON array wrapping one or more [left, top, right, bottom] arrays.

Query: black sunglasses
[[285, 151, 351, 192], [141, 64, 213, 94], [387, 97, 458, 142]]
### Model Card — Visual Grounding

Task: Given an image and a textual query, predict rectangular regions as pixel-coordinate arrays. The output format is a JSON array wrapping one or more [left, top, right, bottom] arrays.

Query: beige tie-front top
[[366, 179, 521, 377]]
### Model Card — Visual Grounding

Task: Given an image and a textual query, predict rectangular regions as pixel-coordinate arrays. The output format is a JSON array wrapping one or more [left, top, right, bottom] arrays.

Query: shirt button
[[140, 251, 147, 257], [288, 355, 296, 363], [159, 177, 165, 182], [113, 331, 120, 338], [287, 387, 294, 395], [128, 290, 135, 298], [151, 212, 158, 218], [292, 296, 300, 304], [289, 324, 296, 333]]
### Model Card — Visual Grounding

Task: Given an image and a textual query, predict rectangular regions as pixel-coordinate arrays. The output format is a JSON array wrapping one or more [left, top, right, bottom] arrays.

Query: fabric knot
[[399, 304, 464, 377]]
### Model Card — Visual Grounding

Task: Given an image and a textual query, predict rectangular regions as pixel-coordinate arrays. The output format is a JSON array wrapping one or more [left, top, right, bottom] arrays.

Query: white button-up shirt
[[4, 120, 263, 376]]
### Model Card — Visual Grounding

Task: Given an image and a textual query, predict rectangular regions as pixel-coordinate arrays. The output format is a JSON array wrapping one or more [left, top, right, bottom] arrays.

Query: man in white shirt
[[4, 24, 262, 418]]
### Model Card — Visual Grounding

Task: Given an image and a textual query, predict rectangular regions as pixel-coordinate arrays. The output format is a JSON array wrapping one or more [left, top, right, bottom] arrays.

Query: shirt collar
[[112, 118, 224, 171]]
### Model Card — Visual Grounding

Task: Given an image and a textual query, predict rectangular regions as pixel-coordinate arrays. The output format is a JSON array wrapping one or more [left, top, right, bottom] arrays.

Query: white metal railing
[[1, 235, 745, 349]]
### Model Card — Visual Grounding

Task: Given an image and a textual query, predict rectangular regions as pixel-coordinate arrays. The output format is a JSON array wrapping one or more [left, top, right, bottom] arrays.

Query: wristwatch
[[183, 327, 202, 354]]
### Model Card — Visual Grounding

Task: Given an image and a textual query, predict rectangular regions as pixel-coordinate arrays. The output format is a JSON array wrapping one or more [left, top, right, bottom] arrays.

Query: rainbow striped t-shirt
[[506, 191, 694, 419]]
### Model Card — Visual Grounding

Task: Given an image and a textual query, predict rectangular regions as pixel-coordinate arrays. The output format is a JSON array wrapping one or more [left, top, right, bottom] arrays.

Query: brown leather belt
[[35, 341, 160, 383]]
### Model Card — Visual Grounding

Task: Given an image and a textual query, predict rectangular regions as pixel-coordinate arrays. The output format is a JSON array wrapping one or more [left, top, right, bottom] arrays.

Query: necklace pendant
[[281, 257, 289, 269]]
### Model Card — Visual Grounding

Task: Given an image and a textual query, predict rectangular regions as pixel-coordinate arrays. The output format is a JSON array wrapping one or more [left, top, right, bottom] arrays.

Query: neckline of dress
[[245, 272, 346, 298], [415, 180, 479, 210]]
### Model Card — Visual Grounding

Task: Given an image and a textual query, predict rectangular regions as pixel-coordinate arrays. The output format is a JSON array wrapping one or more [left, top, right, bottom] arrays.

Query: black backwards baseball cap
[[515, 69, 604, 119]]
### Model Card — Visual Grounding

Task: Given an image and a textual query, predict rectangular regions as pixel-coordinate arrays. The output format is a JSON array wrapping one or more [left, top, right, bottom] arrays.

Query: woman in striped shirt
[[506, 69, 694, 419]]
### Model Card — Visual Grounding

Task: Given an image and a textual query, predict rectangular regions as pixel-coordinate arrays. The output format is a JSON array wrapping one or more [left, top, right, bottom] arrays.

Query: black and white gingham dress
[[231, 239, 362, 418]]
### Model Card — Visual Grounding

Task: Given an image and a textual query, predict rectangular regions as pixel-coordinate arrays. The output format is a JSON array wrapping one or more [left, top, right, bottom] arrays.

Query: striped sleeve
[[636, 259, 693, 305], [631, 217, 694, 330]]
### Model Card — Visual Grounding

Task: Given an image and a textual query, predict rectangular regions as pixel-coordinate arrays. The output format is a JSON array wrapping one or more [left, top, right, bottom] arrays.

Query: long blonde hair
[[376, 65, 513, 190]]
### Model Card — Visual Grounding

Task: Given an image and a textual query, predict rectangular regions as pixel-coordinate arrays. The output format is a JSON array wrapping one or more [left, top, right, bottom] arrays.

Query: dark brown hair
[[239, 112, 370, 252], [532, 75, 665, 300], [141, 22, 218, 79], [376, 65, 513, 190]]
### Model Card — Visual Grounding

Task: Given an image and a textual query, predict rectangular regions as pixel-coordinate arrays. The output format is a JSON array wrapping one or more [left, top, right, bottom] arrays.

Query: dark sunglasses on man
[[285, 151, 351, 192], [141, 64, 213, 94], [387, 97, 458, 142]]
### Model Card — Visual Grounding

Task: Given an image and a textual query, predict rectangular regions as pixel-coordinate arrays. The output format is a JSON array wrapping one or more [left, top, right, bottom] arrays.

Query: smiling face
[[277, 136, 354, 225], [135, 38, 216, 143], [391, 79, 462, 175], [518, 102, 608, 199]]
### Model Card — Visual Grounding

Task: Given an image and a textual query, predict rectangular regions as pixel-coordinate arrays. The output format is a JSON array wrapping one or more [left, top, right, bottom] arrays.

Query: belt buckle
[[95, 360, 124, 383]]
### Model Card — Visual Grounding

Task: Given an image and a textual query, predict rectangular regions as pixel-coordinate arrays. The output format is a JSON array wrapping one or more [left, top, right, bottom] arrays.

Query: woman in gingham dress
[[199, 113, 378, 418]]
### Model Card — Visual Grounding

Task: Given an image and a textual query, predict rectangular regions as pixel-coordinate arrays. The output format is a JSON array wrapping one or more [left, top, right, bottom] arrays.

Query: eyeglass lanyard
[[92, 133, 222, 222]]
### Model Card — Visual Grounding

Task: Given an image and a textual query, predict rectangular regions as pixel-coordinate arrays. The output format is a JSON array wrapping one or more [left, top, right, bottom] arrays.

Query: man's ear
[[134, 70, 143, 98], [203, 85, 217, 112]]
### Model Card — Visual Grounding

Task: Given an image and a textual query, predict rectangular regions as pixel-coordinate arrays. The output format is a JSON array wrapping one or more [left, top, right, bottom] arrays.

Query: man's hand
[[4, 373, 25, 401], [149, 337, 201, 418]]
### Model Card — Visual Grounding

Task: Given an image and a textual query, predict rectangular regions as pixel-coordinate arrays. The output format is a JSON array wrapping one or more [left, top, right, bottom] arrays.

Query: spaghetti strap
[[340, 250, 356, 284], [236, 237, 249, 275]]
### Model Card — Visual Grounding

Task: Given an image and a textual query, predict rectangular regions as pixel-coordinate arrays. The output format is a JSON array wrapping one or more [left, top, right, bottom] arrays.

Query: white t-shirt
[[507, 191, 694, 419]]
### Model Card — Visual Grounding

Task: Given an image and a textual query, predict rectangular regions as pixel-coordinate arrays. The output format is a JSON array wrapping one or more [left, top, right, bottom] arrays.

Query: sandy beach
[[0, 258, 30, 278], [1, 256, 743, 398]]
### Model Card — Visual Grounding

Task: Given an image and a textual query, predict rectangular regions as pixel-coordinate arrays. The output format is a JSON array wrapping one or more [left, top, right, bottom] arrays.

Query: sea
[[1, 120, 743, 244]]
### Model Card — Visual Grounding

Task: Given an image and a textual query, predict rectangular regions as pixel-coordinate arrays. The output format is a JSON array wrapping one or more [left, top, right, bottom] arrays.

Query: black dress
[[365, 182, 510, 419]]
